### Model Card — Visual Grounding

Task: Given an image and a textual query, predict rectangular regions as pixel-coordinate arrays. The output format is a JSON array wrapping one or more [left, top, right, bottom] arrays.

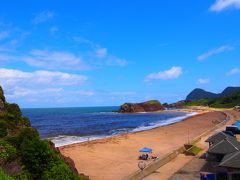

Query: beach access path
[[59, 110, 226, 180]]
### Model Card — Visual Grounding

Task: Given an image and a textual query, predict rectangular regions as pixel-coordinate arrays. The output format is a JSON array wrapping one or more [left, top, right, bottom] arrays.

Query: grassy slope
[[185, 92, 240, 108]]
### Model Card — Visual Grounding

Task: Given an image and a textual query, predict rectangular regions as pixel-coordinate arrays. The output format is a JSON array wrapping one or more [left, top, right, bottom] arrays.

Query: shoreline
[[59, 109, 224, 180], [52, 109, 200, 147]]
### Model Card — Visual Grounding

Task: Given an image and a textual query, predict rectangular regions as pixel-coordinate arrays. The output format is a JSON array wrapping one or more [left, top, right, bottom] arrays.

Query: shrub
[[5, 103, 22, 118], [42, 162, 76, 180], [0, 168, 13, 180], [0, 113, 18, 129], [0, 120, 8, 137], [13, 170, 31, 180], [20, 138, 59, 178], [5, 136, 20, 148], [7, 127, 39, 148], [0, 140, 16, 162], [18, 127, 39, 143], [18, 117, 31, 127]]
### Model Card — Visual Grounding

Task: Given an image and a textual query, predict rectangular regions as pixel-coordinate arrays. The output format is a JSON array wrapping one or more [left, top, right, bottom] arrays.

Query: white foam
[[131, 112, 197, 132], [48, 135, 108, 147], [49, 112, 197, 147]]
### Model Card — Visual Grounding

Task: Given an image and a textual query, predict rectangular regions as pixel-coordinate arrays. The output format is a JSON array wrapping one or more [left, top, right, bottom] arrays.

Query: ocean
[[21, 106, 197, 147]]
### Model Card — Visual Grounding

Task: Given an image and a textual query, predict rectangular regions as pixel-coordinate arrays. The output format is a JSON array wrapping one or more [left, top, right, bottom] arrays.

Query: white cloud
[[0, 31, 9, 40], [73, 36, 95, 47], [6, 87, 63, 99], [95, 48, 107, 58], [0, 54, 14, 62], [32, 10, 55, 24], [0, 68, 91, 106], [197, 78, 210, 84], [74, 36, 128, 67], [0, 68, 88, 87], [145, 66, 182, 81], [6, 87, 95, 100], [197, 45, 234, 61], [210, 0, 240, 12], [22, 50, 90, 70], [49, 27, 59, 33], [227, 67, 240, 75], [106, 55, 128, 66]]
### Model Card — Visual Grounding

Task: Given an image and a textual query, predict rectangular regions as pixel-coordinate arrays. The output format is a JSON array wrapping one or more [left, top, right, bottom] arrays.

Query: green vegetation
[[0, 86, 88, 180], [185, 92, 240, 108], [0, 168, 13, 180], [0, 141, 16, 161], [188, 146, 203, 155], [145, 100, 160, 105], [185, 145, 203, 156]]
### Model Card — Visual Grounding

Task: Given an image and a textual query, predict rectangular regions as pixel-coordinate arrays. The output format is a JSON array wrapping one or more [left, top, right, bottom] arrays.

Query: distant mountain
[[221, 87, 240, 97], [186, 87, 240, 101]]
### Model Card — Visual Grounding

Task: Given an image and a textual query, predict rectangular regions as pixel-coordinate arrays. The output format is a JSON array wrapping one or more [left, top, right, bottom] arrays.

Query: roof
[[219, 151, 240, 169], [205, 132, 236, 144], [208, 138, 240, 155]]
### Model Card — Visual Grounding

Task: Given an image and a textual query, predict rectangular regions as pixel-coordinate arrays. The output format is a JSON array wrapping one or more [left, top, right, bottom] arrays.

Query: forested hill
[[185, 91, 240, 108], [0, 86, 88, 179], [186, 87, 240, 101]]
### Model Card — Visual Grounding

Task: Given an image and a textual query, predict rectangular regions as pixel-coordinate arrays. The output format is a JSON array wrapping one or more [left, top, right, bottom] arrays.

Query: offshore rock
[[119, 100, 165, 113], [163, 100, 186, 109]]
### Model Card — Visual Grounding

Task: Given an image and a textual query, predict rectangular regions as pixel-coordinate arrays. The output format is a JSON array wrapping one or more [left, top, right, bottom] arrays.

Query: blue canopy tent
[[139, 147, 152, 153], [234, 120, 240, 129]]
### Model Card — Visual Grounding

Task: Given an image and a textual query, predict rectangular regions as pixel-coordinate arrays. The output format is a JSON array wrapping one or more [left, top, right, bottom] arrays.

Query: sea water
[[22, 106, 197, 147]]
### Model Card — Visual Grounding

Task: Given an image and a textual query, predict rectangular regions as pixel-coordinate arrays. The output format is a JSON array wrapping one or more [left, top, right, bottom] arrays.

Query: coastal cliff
[[163, 100, 186, 109], [0, 87, 5, 112], [0, 85, 88, 179], [119, 100, 165, 113]]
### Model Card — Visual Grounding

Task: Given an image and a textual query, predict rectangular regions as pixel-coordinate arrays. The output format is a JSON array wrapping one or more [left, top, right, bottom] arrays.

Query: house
[[205, 131, 236, 147]]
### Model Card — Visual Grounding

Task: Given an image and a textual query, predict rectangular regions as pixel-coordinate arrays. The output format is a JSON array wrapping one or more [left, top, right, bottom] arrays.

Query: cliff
[[163, 100, 186, 109], [0, 86, 5, 111], [119, 100, 165, 113], [0, 85, 88, 179]]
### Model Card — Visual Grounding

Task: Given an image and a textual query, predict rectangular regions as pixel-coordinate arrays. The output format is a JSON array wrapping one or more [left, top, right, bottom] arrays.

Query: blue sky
[[0, 0, 240, 107]]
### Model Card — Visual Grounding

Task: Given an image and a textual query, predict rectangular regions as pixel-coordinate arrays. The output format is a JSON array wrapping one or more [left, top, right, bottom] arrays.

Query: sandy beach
[[59, 110, 226, 180]]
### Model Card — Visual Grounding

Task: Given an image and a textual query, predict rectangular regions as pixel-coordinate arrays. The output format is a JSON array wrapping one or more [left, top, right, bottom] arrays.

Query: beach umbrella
[[139, 147, 152, 153], [234, 121, 240, 129]]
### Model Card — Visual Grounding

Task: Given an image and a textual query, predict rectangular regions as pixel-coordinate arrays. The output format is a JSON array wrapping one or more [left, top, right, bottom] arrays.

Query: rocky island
[[118, 100, 165, 113]]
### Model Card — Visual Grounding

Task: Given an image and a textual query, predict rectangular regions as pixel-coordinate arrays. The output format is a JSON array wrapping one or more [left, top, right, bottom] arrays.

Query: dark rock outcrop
[[119, 100, 165, 113], [164, 100, 186, 109], [0, 86, 5, 111], [0, 99, 4, 111], [49, 141, 78, 174], [186, 87, 240, 101]]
